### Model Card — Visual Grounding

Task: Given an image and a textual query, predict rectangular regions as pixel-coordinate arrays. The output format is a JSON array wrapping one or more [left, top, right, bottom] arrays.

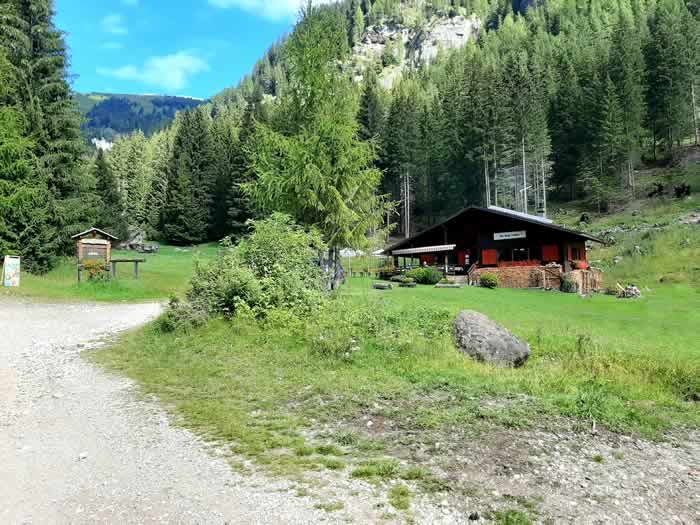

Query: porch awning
[[391, 244, 456, 256]]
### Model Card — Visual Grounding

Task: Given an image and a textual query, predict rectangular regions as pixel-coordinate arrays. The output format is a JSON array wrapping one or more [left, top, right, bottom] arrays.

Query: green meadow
[[94, 276, 699, 487], [0, 244, 218, 303]]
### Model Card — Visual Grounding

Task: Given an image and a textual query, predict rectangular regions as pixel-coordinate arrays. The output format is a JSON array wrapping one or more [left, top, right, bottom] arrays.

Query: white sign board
[[494, 230, 527, 241], [2, 256, 20, 287]]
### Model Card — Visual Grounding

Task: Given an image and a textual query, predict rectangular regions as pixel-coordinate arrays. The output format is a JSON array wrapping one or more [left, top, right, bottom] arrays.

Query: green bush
[[189, 255, 264, 316], [82, 259, 110, 282], [187, 213, 327, 318], [381, 39, 400, 67], [155, 296, 207, 333], [561, 276, 578, 293], [406, 267, 443, 285], [480, 273, 498, 289]]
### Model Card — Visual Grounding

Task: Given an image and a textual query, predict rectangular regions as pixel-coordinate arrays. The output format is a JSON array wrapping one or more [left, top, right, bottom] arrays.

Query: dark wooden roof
[[386, 206, 603, 253], [71, 227, 119, 241]]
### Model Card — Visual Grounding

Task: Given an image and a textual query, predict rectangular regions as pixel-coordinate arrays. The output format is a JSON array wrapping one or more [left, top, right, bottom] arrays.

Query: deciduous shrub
[[480, 273, 498, 289], [406, 267, 442, 285], [82, 259, 110, 281], [561, 276, 578, 293], [155, 296, 207, 333], [187, 213, 327, 318]]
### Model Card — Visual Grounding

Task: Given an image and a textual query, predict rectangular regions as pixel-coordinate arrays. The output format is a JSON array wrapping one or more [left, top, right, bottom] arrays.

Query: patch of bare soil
[[331, 399, 699, 524]]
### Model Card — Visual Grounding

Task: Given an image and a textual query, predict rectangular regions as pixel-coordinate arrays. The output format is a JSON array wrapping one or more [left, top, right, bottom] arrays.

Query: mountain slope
[[76, 93, 205, 144]]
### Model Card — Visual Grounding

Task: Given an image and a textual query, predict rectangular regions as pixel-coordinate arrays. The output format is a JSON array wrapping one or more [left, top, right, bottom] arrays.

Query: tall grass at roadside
[[95, 278, 699, 480]]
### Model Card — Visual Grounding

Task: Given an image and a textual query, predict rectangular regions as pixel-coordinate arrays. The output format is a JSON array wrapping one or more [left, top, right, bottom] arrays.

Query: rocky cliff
[[352, 15, 482, 88]]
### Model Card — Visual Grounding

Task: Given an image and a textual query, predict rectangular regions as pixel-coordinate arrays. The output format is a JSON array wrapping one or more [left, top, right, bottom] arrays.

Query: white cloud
[[97, 51, 210, 92], [101, 14, 128, 35], [208, 0, 333, 21]]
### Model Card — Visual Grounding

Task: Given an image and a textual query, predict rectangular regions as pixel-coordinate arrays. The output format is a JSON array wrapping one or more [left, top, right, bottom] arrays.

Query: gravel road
[[3, 299, 697, 524], [0, 299, 346, 524]]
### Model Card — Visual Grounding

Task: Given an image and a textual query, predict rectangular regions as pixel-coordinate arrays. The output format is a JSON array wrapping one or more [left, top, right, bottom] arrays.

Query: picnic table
[[110, 258, 146, 279]]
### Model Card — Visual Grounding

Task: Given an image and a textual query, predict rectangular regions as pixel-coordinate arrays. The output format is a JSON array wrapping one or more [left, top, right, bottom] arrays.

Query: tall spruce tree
[[0, 0, 90, 258], [93, 149, 126, 240], [350, 0, 365, 46], [0, 51, 56, 272], [357, 68, 385, 143], [645, 0, 695, 157], [610, 6, 646, 191], [226, 90, 262, 239], [162, 108, 216, 244]]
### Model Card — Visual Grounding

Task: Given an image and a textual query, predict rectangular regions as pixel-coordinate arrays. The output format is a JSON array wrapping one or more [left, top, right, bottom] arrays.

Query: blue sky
[[55, 0, 308, 99]]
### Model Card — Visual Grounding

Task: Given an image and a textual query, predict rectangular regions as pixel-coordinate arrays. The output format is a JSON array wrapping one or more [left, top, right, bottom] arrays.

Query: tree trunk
[[692, 81, 699, 147], [324, 247, 345, 291], [521, 137, 527, 214]]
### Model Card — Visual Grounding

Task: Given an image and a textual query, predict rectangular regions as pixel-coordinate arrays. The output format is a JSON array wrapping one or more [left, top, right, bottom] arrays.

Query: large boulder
[[453, 310, 530, 368]]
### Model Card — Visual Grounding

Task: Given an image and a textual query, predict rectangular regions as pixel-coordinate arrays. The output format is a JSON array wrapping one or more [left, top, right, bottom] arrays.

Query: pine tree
[[144, 129, 173, 237], [0, 0, 90, 256], [357, 68, 385, 143], [108, 131, 149, 237], [210, 115, 239, 240], [550, 51, 584, 199], [0, 98, 56, 273], [610, 6, 646, 191], [162, 108, 216, 244], [350, 0, 365, 46], [226, 91, 261, 239], [93, 149, 126, 240], [645, 0, 695, 157], [383, 78, 424, 234]]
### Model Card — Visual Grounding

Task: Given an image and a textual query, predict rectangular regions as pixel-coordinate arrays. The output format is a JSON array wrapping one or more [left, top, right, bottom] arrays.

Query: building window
[[570, 246, 583, 261], [512, 247, 529, 262]]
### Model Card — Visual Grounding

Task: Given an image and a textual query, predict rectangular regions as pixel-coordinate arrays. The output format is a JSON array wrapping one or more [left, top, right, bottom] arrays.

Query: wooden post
[[77, 264, 82, 283], [134, 261, 139, 279], [111, 261, 117, 279], [562, 244, 571, 273]]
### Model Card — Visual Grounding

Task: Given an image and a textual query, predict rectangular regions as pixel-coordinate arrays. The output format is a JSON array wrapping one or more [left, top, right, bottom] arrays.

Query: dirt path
[[0, 300, 343, 524]]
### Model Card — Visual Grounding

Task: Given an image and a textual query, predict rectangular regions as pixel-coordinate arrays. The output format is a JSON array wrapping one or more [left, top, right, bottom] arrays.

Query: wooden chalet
[[385, 206, 604, 291]]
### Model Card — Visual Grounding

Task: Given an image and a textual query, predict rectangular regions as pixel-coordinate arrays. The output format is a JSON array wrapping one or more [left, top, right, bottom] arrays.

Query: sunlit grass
[[0, 243, 218, 302]]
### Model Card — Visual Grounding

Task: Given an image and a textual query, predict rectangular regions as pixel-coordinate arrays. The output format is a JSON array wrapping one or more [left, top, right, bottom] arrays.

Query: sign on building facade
[[2, 256, 20, 287], [494, 230, 527, 241]]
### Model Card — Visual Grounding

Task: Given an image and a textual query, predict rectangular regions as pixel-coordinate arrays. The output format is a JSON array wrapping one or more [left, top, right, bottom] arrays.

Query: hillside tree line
[[1, 0, 698, 272]]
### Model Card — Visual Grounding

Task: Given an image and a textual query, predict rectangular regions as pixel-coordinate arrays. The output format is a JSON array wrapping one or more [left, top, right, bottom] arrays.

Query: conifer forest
[[1, 0, 698, 271]]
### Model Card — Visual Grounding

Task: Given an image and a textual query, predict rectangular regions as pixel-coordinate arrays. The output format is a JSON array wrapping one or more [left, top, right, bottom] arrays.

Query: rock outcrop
[[352, 15, 481, 89]]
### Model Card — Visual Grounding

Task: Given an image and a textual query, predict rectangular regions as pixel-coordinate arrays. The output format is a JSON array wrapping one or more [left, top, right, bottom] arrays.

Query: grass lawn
[[94, 276, 699, 491], [0, 244, 218, 303]]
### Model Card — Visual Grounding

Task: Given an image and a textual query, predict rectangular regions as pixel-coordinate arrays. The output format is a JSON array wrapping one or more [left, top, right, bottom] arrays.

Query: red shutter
[[457, 251, 468, 266], [542, 244, 559, 262], [481, 249, 498, 266]]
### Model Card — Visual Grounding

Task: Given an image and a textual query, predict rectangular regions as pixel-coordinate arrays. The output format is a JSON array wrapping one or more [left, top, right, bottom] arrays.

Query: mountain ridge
[[75, 92, 205, 146]]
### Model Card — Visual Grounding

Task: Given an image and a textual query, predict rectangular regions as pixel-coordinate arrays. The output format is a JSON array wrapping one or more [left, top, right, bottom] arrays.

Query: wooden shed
[[72, 228, 118, 263]]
